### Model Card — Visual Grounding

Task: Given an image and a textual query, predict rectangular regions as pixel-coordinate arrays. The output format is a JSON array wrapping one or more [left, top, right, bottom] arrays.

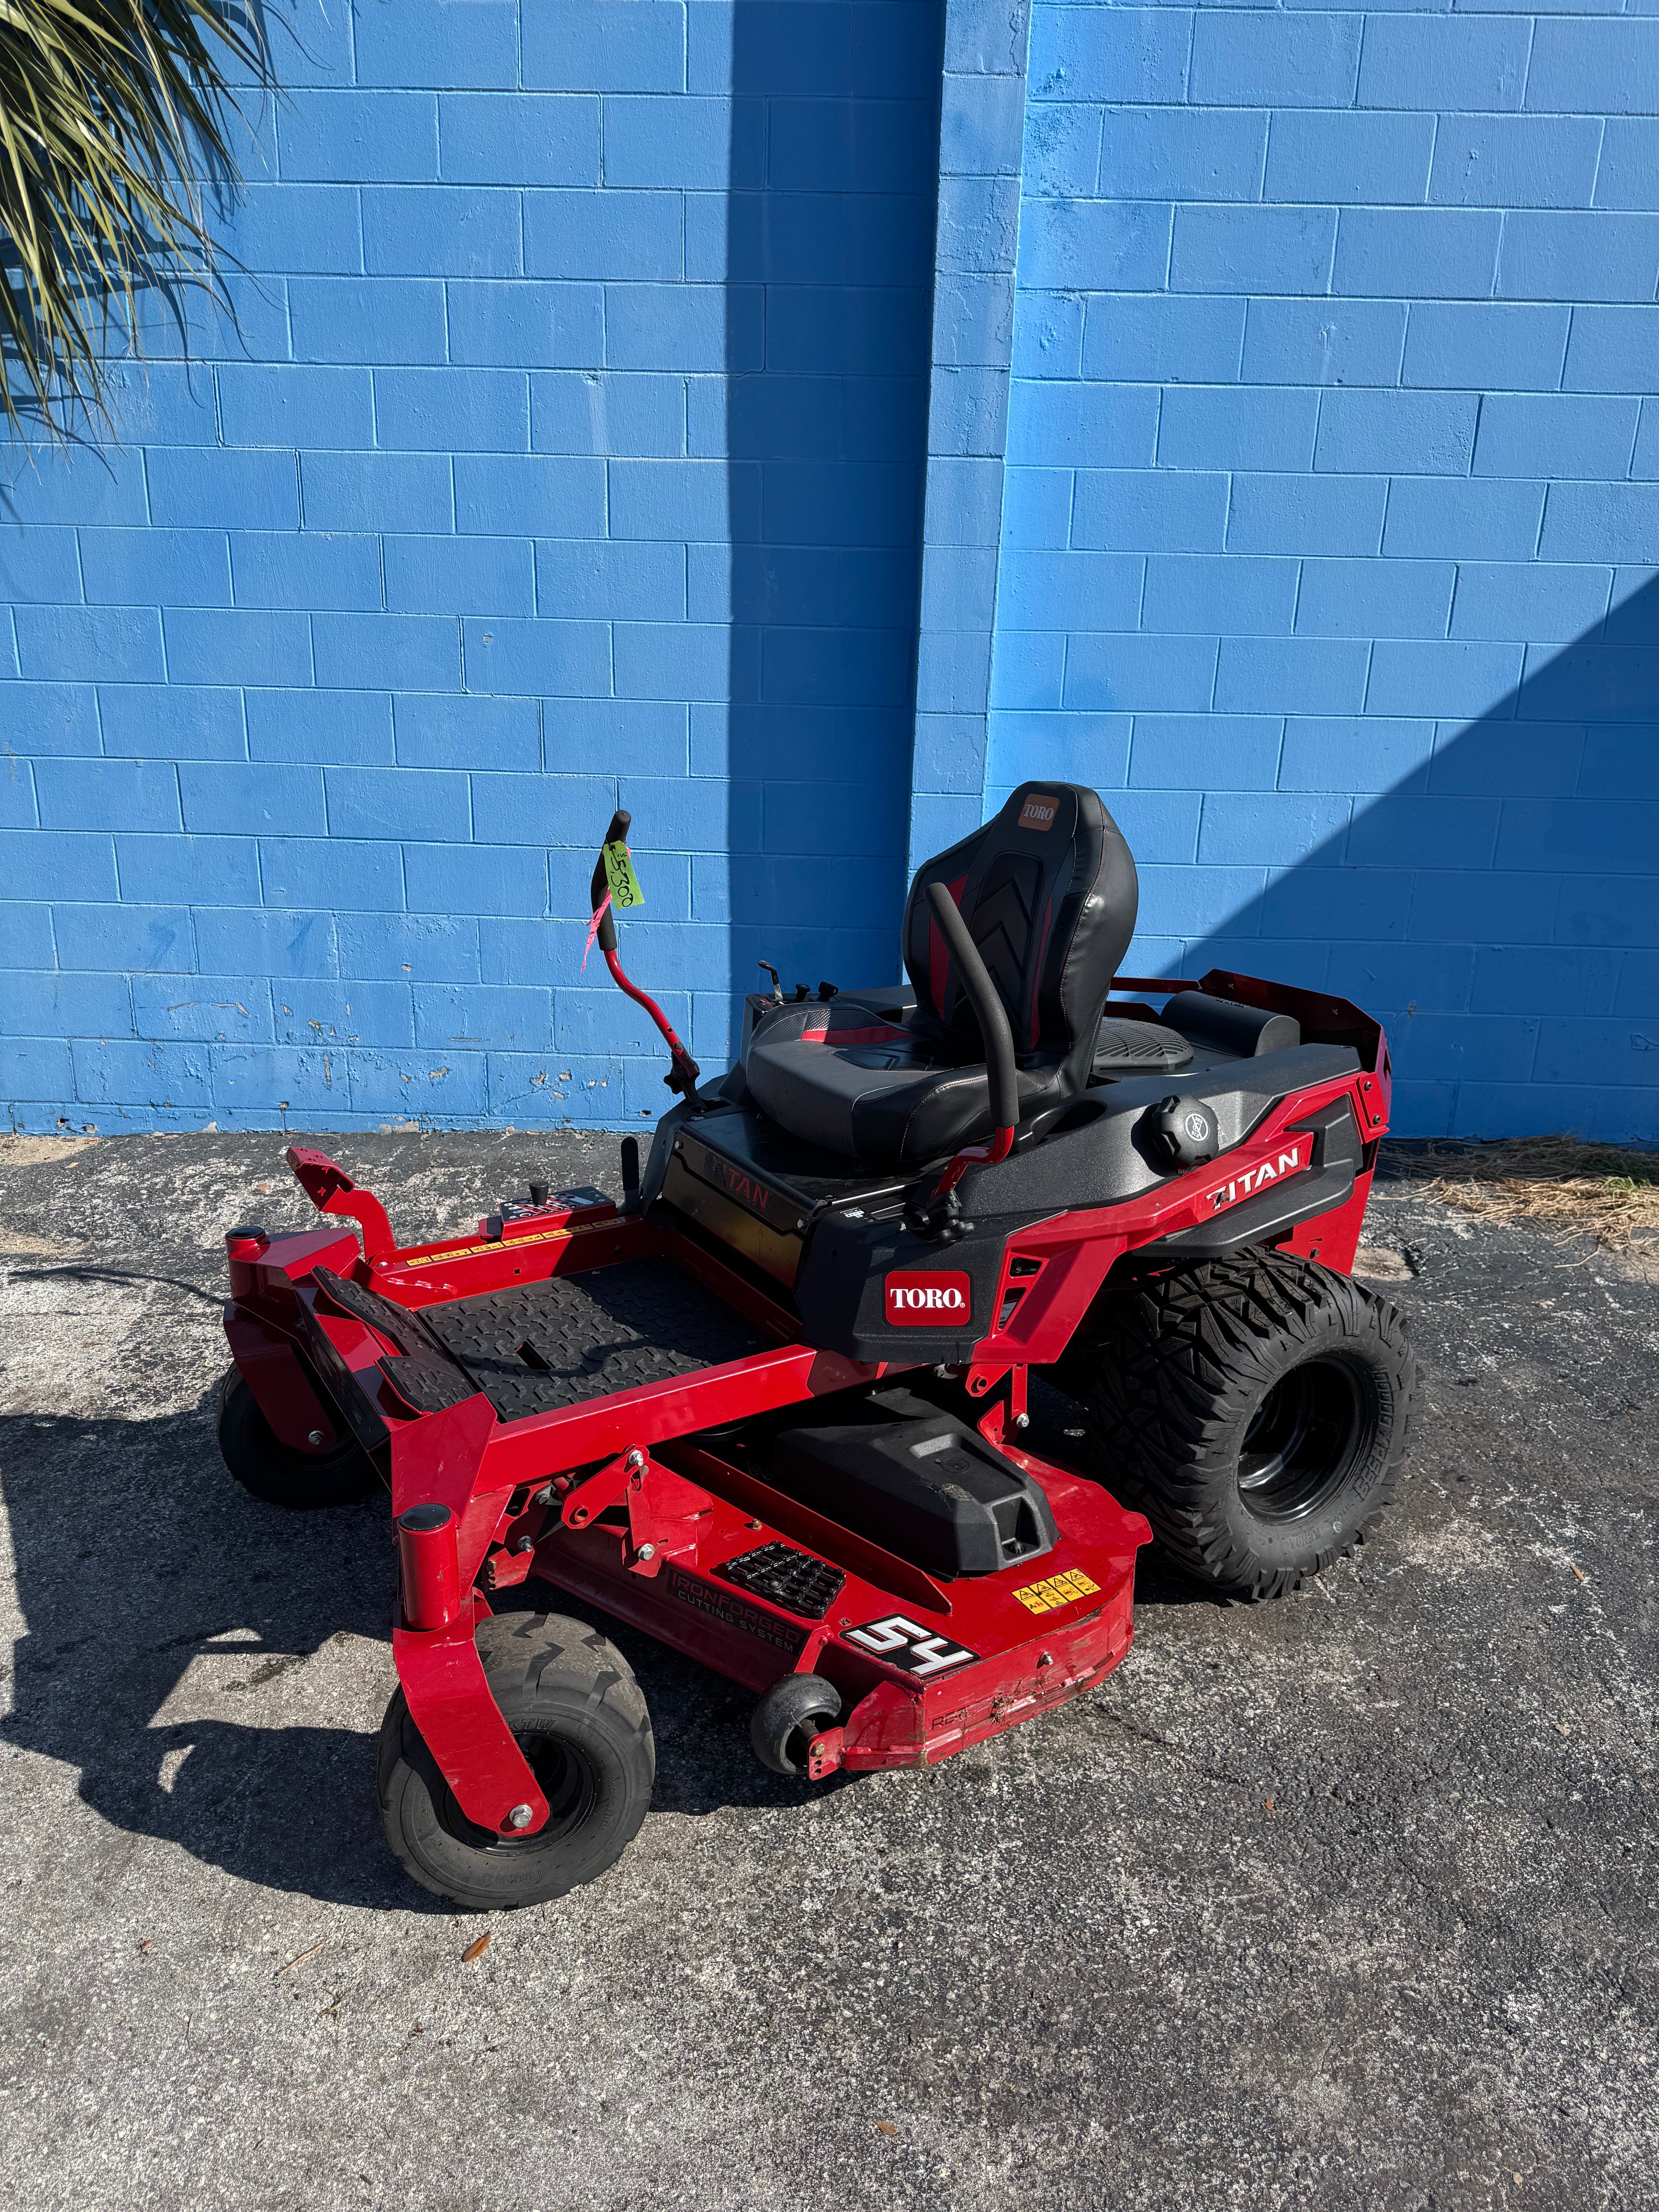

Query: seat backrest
[[902, 783, 1138, 1068]]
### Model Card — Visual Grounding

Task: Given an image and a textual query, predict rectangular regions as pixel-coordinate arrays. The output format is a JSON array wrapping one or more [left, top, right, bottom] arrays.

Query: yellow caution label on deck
[[603, 839, 645, 909], [1013, 1568, 1101, 1616]]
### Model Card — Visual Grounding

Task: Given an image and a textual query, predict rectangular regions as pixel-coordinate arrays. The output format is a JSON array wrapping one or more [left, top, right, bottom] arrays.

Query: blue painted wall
[[4, 0, 1655, 1141], [943, 0, 1658, 1141], [0, 0, 938, 1132]]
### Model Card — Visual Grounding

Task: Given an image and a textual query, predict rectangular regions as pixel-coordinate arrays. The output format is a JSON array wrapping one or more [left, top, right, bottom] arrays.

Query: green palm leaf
[[0, 0, 275, 440]]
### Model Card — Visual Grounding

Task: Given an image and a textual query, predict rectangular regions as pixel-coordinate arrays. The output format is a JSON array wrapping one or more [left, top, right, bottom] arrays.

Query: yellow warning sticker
[[396, 1224, 573, 1270], [1013, 1568, 1101, 1616], [603, 839, 645, 910]]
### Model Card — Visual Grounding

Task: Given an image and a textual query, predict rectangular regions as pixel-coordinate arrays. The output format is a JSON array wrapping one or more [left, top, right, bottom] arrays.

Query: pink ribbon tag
[[580, 891, 611, 974]]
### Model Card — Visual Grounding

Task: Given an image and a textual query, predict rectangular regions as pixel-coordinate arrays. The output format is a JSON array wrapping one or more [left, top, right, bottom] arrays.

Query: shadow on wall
[[720, 0, 942, 1039], [1167, 586, 1659, 1143]]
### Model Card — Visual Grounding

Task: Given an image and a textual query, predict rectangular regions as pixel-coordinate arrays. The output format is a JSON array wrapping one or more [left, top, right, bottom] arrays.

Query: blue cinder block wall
[[926, 0, 1658, 1141], [3, 0, 1656, 1141], [0, 0, 938, 1132]]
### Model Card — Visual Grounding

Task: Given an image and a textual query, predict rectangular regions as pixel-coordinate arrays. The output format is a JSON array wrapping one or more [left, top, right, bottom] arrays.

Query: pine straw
[[1394, 1135, 1659, 1258]]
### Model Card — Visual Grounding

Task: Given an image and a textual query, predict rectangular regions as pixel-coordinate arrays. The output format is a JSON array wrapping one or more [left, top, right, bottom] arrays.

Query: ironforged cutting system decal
[[1206, 1143, 1305, 1214], [884, 1270, 972, 1326], [844, 1615, 980, 1676], [664, 1566, 805, 1657]]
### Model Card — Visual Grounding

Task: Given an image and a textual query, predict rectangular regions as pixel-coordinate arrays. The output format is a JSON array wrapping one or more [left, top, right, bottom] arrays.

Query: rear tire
[[1063, 1250, 1417, 1600], [378, 1610, 655, 1911], [216, 1367, 378, 1510]]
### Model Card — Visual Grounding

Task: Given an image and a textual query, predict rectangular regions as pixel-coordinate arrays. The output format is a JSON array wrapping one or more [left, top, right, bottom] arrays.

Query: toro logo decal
[[1018, 792, 1058, 831], [884, 1269, 972, 1326], [1206, 1144, 1305, 1214]]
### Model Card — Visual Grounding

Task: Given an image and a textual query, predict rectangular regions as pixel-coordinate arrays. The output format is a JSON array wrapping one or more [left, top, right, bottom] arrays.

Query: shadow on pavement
[[0, 1390, 861, 1908]]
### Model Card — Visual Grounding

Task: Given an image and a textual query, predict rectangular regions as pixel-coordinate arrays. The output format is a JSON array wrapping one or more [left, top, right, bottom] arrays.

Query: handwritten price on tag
[[602, 839, 644, 910]]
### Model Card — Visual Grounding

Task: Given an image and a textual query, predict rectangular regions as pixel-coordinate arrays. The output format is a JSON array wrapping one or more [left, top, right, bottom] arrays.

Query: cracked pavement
[[0, 1130, 1654, 2212]]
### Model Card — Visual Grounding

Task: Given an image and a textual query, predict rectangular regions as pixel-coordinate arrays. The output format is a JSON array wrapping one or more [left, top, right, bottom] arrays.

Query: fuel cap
[[1143, 1094, 1219, 1170]]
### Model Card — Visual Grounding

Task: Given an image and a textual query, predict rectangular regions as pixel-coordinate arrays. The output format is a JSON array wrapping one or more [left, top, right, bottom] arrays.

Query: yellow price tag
[[603, 839, 645, 910]]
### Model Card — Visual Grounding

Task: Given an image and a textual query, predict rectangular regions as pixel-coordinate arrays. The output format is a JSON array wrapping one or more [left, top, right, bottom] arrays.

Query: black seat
[[743, 783, 1139, 1166]]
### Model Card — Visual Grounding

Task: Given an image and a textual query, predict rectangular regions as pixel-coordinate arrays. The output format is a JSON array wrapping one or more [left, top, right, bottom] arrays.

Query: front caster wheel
[[378, 1611, 655, 1911], [215, 1367, 378, 1510], [1065, 1250, 1418, 1601]]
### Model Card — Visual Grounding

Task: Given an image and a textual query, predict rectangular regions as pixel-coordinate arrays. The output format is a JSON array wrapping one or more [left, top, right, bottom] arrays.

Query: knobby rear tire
[[1062, 1249, 1418, 1601]]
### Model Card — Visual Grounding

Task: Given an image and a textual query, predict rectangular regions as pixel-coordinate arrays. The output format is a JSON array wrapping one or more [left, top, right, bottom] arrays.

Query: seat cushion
[[1092, 1016, 1194, 1076], [745, 999, 1066, 1165]]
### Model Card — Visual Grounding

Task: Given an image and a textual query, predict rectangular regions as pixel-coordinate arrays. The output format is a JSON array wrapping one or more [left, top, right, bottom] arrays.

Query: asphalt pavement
[[0, 1129, 1653, 2212]]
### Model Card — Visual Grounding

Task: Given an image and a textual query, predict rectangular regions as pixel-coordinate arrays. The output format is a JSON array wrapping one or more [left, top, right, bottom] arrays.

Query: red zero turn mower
[[216, 785, 1417, 1909]]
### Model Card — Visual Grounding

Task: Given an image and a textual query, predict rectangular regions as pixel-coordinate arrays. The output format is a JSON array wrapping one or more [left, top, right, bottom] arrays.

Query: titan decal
[[1206, 1144, 1304, 1214]]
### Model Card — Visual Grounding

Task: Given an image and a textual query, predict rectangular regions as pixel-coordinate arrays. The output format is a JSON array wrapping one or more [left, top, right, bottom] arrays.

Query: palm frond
[[0, 0, 273, 441]]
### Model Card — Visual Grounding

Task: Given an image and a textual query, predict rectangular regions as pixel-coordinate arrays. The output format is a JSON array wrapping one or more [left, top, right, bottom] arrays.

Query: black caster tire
[[1065, 1250, 1418, 1601], [750, 1672, 842, 1776], [378, 1610, 655, 1911], [215, 1367, 378, 1510]]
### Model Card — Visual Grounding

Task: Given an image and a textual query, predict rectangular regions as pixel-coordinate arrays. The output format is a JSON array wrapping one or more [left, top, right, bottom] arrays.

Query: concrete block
[[163, 608, 313, 687], [34, 758, 181, 835], [1171, 206, 1337, 295], [80, 528, 232, 608], [244, 688, 395, 766], [230, 531, 384, 611], [1296, 558, 1456, 640], [448, 280, 606, 369], [312, 613, 462, 691], [440, 93, 600, 185], [302, 451, 455, 533], [462, 616, 611, 696], [15, 603, 156, 688], [289, 277, 448, 364], [1215, 636, 1371, 716]]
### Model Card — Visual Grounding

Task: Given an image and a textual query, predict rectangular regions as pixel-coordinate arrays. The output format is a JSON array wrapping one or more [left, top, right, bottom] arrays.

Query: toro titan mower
[[215, 783, 1417, 1909]]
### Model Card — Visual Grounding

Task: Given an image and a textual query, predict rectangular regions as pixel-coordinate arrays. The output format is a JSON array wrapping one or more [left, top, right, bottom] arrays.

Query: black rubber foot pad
[[422, 1258, 770, 1422], [312, 1266, 477, 1414], [717, 1542, 846, 1620]]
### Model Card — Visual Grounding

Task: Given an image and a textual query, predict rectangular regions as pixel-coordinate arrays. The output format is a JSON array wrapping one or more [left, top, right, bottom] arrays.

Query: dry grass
[[1395, 1135, 1659, 1259]]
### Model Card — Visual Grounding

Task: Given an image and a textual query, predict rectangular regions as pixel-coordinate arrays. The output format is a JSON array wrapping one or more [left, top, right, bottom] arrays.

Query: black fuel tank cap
[[1142, 1093, 1221, 1171]]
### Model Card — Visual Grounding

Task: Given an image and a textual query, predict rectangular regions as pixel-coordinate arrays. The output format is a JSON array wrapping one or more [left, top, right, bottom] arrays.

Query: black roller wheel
[[378, 1609, 655, 1911], [1063, 1250, 1417, 1600], [750, 1672, 842, 1776], [215, 1366, 378, 1510]]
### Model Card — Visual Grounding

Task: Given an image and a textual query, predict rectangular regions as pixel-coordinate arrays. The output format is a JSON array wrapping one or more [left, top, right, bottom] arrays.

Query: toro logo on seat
[[884, 1269, 972, 1326], [1018, 792, 1058, 831]]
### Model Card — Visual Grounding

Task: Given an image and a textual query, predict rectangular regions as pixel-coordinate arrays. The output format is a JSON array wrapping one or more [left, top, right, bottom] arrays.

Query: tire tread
[[1068, 1249, 1417, 1600]]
